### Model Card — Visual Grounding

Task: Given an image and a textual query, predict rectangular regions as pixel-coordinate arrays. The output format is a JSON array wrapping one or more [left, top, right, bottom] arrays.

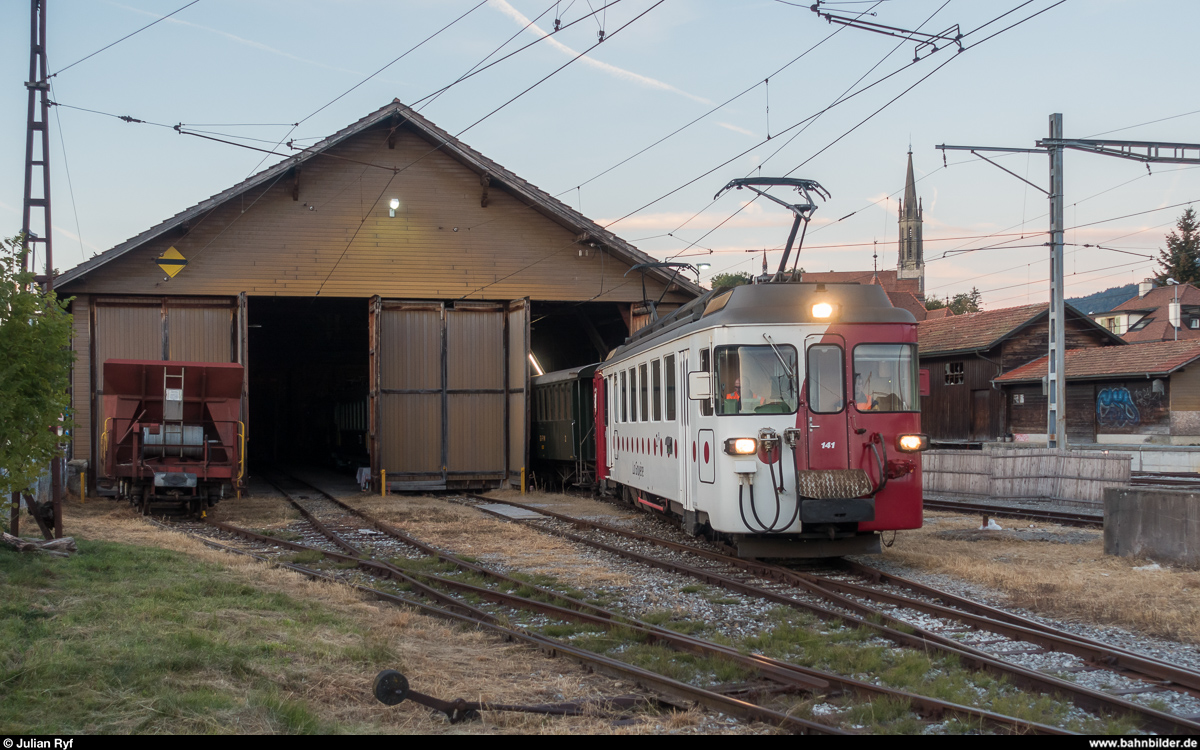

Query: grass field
[[0, 537, 395, 734], [0, 500, 729, 735]]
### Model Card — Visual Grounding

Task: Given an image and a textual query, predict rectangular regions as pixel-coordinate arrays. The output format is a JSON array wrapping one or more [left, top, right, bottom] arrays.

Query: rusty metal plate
[[794, 468, 872, 500]]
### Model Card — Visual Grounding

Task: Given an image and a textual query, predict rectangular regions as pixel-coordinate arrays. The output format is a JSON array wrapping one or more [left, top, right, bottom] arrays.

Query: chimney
[[1140, 278, 1156, 297]]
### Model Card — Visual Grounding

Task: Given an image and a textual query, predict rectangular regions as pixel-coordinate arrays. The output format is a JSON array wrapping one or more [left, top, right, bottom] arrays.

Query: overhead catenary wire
[[318, 0, 670, 299], [48, 80, 85, 262], [47, 0, 201, 80], [659, 0, 950, 258], [296, 0, 491, 128]]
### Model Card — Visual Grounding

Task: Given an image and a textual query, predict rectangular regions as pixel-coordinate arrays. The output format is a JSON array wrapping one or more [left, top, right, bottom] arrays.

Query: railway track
[[1130, 472, 1200, 489], [459, 492, 1200, 734], [160, 472, 1138, 735], [920, 499, 1103, 528]]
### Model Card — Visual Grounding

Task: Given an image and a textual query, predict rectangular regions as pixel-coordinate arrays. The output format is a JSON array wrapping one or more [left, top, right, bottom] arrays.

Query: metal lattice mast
[[1046, 114, 1066, 448], [938, 114, 1200, 449], [22, 0, 53, 287]]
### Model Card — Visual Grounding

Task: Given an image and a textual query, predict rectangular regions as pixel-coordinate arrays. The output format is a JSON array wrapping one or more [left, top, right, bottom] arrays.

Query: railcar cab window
[[699, 348, 713, 416], [715, 345, 799, 415], [807, 344, 844, 414], [853, 344, 919, 412]]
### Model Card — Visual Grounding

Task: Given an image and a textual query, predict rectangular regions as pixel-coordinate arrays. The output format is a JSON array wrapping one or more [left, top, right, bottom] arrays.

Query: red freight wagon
[[100, 359, 244, 515]]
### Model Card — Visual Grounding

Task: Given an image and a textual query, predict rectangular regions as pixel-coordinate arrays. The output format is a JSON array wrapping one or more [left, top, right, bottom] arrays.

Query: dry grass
[[29, 495, 759, 734], [343, 492, 639, 590], [882, 511, 1200, 643], [205, 477, 299, 528]]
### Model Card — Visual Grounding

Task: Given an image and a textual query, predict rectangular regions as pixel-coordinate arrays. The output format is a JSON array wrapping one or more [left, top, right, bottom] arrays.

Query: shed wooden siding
[[920, 356, 1004, 442], [70, 295, 90, 462], [1172, 366, 1200, 411], [998, 318, 1114, 370], [919, 314, 1118, 442], [58, 125, 686, 305], [1007, 380, 1170, 440]]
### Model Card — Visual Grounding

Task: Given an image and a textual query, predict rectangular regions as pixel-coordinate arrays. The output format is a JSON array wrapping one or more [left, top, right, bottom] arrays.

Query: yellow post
[[80, 470, 87, 503], [381, 469, 386, 497], [521, 467, 526, 495]]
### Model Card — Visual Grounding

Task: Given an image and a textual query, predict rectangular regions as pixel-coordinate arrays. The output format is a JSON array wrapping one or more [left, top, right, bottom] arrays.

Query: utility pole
[[22, 0, 53, 286], [1047, 113, 1065, 450], [18, 0, 62, 539], [938, 114, 1200, 449]]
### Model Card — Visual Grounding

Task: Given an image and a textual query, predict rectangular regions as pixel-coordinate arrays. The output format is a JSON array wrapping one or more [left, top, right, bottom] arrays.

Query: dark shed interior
[[248, 297, 369, 470]]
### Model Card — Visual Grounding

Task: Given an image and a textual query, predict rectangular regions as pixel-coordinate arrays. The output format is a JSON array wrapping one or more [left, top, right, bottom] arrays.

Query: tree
[[1155, 207, 1200, 285], [0, 234, 74, 497], [709, 271, 753, 290], [924, 288, 981, 314]]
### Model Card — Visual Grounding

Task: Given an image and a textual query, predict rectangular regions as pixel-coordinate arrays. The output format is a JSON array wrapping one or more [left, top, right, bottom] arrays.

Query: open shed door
[[371, 298, 529, 491], [507, 299, 530, 486]]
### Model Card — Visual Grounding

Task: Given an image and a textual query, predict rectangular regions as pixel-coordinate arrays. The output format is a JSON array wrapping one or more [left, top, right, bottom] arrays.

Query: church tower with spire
[[897, 150, 925, 297]]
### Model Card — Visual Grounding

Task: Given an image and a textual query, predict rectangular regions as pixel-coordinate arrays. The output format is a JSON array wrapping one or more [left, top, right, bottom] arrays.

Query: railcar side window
[[651, 359, 662, 421], [639, 363, 649, 422], [807, 344, 845, 414], [620, 370, 628, 423], [629, 368, 638, 422], [699, 348, 713, 416], [714, 345, 799, 415], [664, 354, 676, 421], [853, 344, 919, 412]]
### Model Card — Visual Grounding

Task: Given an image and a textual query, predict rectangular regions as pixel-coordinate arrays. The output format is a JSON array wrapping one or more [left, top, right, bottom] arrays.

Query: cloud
[[716, 122, 755, 137], [488, 0, 711, 105], [108, 2, 370, 78]]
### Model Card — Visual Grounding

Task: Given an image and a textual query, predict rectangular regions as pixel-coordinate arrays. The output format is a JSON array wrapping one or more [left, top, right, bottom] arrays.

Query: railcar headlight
[[896, 434, 929, 452], [724, 437, 758, 455], [811, 302, 833, 318]]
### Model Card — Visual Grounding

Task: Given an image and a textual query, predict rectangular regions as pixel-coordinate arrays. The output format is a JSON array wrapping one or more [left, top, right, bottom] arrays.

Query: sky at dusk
[[3, 0, 1198, 309]]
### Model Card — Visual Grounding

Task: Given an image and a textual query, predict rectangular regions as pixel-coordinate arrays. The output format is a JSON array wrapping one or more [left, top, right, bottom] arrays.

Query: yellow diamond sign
[[157, 246, 188, 278]]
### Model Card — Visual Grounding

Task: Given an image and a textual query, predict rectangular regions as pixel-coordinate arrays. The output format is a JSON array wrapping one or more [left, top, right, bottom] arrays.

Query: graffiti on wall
[[1096, 386, 1140, 428]]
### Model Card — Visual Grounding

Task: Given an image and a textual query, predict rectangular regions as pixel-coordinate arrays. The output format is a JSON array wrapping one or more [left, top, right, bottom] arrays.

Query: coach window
[[630, 368, 639, 422], [807, 344, 845, 413], [698, 348, 713, 416], [664, 354, 676, 421], [651, 359, 662, 421], [620, 370, 628, 423], [639, 363, 649, 421], [715, 345, 799, 415]]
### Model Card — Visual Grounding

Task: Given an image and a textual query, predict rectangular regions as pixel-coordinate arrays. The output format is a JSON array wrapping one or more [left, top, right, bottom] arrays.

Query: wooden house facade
[[995, 340, 1200, 445], [917, 303, 1124, 444], [56, 100, 699, 492]]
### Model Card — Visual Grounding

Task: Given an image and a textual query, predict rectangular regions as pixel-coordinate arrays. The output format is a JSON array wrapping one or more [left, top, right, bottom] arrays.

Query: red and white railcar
[[595, 281, 926, 557]]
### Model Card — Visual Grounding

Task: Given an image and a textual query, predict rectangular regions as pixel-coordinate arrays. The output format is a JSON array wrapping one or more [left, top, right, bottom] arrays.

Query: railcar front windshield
[[714, 345, 799, 415], [852, 343, 919, 412]]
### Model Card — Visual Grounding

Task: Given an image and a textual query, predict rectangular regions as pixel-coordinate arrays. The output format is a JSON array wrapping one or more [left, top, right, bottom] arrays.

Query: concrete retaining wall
[[1103, 487, 1200, 568]]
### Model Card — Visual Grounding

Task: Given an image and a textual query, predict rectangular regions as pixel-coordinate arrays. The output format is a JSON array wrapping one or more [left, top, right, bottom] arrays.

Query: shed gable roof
[[56, 100, 700, 297], [917, 302, 1122, 357], [995, 339, 1200, 382]]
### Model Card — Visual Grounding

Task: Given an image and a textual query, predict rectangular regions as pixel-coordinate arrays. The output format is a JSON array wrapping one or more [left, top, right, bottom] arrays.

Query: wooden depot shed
[[55, 100, 700, 492], [994, 339, 1200, 445], [917, 302, 1124, 444]]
